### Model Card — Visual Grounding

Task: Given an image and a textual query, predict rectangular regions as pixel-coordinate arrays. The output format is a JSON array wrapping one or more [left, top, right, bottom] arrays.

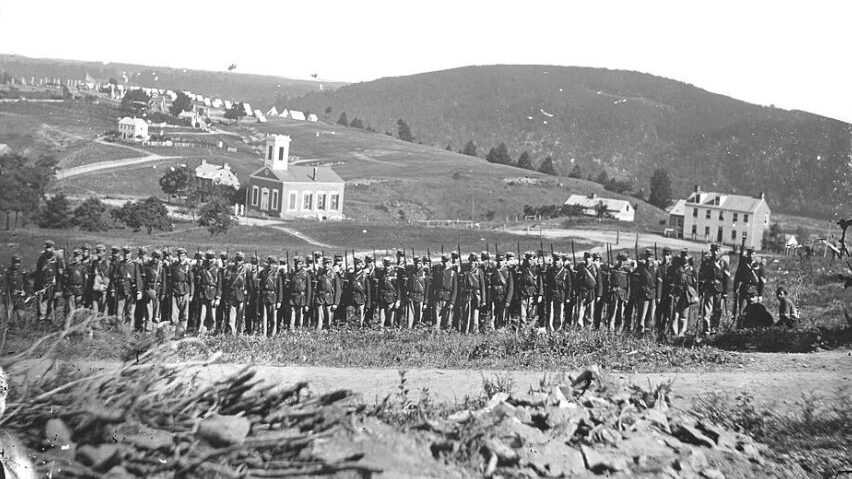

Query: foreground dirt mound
[[1, 336, 806, 478], [415, 369, 808, 478]]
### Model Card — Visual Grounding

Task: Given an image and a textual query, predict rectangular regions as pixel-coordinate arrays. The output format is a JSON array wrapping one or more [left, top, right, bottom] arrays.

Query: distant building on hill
[[564, 193, 635, 222], [307, 113, 318, 122], [0, 143, 10, 156], [244, 134, 345, 220], [117, 117, 148, 142], [194, 159, 240, 189], [667, 185, 770, 250]]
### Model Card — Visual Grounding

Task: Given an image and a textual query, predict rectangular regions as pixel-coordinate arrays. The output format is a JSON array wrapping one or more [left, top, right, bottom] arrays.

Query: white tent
[[289, 110, 306, 121], [266, 106, 279, 117]]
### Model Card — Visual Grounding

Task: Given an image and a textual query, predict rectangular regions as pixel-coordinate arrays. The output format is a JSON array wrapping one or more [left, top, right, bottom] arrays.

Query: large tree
[[486, 142, 512, 165], [224, 102, 246, 123], [0, 153, 56, 228], [38, 194, 74, 229], [350, 117, 364, 129], [114, 196, 172, 234], [159, 164, 193, 200], [461, 140, 477, 157], [397, 119, 413, 142], [517, 151, 534, 170], [73, 197, 112, 232], [198, 197, 238, 236], [169, 91, 192, 116], [120, 89, 151, 116], [648, 168, 673, 210], [538, 156, 558, 176], [337, 112, 349, 127], [568, 164, 582, 179]]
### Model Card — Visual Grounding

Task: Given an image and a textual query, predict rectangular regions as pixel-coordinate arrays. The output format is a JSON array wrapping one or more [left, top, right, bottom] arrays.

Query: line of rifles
[[6, 239, 757, 339]]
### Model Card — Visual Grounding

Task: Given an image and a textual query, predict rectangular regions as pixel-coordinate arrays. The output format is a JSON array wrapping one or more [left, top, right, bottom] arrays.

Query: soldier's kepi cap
[[151, 250, 161, 259], [468, 253, 478, 262], [354, 257, 363, 265], [111, 245, 120, 252], [644, 249, 653, 257], [495, 254, 504, 262], [583, 252, 591, 259], [293, 256, 302, 264], [662, 247, 672, 255], [235, 251, 245, 260], [480, 251, 490, 261], [266, 255, 277, 263], [710, 243, 720, 251], [72, 248, 81, 256], [11, 254, 21, 263], [44, 239, 55, 248], [420, 255, 430, 264], [364, 255, 373, 263], [122, 245, 132, 253], [413, 256, 421, 264], [305, 256, 314, 264], [524, 251, 534, 259], [95, 244, 106, 251], [396, 249, 405, 257], [441, 253, 450, 262], [617, 252, 627, 260], [334, 255, 343, 263], [592, 252, 601, 260], [505, 252, 515, 259], [561, 254, 570, 261], [177, 247, 187, 254], [138, 246, 147, 254], [220, 250, 228, 258], [205, 249, 215, 258], [82, 243, 91, 251], [323, 257, 332, 265]]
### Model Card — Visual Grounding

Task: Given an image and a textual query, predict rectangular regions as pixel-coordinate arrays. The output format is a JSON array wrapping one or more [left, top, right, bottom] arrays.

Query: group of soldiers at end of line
[[3, 239, 799, 338]]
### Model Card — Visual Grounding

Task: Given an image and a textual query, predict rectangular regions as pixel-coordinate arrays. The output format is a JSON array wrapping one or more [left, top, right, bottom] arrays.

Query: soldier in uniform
[[314, 258, 341, 330], [504, 252, 519, 320], [375, 257, 399, 328], [36, 240, 62, 322], [189, 251, 204, 331], [733, 248, 765, 320], [88, 245, 110, 317], [80, 244, 92, 308], [244, 255, 261, 335], [635, 250, 660, 335], [159, 249, 173, 323], [488, 254, 513, 330], [669, 254, 697, 337], [548, 254, 573, 331], [394, 250, 408, 327], [197, 250, 222, 334], [288, 256, 311, 330], [518, 252, 543, 326], [607, 253, 630, 332], [276, 257, 290, 333], [3, 254, 27, 322], [434, 254, 457, 329], [254, 256, 278, 336], [109, 246, 142, 329], [479, 252, 492, 327], [698, 244, 730, 334], [63, 249, 87, 317], [142, 250, 166, 331], [655, 247, 674, 338], [590, 253, 605, 328], [459, 253, 486, 333], [574, 253, 597, 328], [349, 257, 371, 327], [406, 256, 429, 328], [168, 248, 193, 337], [222, 252, 248, 335]]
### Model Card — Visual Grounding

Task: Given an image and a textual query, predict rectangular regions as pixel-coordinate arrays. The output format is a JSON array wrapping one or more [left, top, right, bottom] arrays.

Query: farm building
[[194, 159, 240, 189], [564, 193, 635, 222], [668, 185, 771, 250], [244, 135, 345, 220], [117, 117, 149, 142]]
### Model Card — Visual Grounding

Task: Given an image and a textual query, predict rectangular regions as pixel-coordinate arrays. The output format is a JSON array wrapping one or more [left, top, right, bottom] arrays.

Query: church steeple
[[264, 135, 291, 171]]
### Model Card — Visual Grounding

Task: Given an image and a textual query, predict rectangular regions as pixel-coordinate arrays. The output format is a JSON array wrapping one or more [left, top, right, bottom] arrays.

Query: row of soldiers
[[3, 239, 767, 337]]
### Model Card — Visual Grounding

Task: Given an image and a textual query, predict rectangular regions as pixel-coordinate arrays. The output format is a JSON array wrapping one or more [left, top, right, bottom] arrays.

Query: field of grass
[[56, 141, 140, 168], [0, 100, 117, 157]]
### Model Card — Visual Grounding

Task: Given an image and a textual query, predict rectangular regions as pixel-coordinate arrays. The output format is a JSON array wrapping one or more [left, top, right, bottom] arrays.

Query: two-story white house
[[117, 117, 148, 142], [668, 186, 771, 250]]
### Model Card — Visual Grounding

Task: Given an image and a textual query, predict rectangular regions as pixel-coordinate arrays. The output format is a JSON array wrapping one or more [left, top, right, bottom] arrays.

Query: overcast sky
[[1, 0, 849, 123]]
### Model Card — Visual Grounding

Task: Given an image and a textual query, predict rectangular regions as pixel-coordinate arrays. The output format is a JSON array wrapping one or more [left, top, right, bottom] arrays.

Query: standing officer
[[406, 256, 429, 328], [168, 247, 193, 337], [607, 253, 630, 332], [434, 254, 457, 329], [222, 251, 248, 335], [375, 257, 398, 328], [36, 240, 62, 322], [110, 246, 142, 330], [142, 250, 166, 331], [517, 252, 542, 326], [655, 247, 674, 337], [288, 256, 311, 330], [244, 255, 261, 335], [80, 244, 92, 308], [459, 253, 486, 334], [88, 245, 110, 317], [488, 254, 513, 330], [349, 257, 371, 327], [574, 252, 597, 328], [197, 250, 222, 334], [63, 249, 87, 317], [548, 254, 572, 331], [698, 244, 730, 334], [635, 250, 659, 335], [314, 258, 341, 330], [479, 252, 492, 328], [255, 256, 279, 336], [3, 254, 27, 322], [733, 248, 765, 319]]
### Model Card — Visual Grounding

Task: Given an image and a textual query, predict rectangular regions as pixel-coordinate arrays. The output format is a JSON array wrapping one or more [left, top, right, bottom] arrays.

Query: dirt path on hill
[[17, 351, 849, 413], [237, 217, 335, 248], [55, 138, 184, 180]]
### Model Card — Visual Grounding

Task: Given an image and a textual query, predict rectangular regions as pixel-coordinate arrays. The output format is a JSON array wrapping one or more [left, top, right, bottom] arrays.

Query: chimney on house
[[694, 185, 700, 192], [588, 193, 597, 199], [223, 163, 230, 171], [201, 159, 207, 165], [312, 167, 318, 181], [759, 192, 765, 200]]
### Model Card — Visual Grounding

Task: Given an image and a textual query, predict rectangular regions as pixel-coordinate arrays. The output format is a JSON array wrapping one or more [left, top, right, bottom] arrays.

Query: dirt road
[[55, 139, 182, 180], [17, 351, 849, 412]]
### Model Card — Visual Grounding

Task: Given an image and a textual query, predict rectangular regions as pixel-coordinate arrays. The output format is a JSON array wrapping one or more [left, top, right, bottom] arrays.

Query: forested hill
[[289, 65, 851, 217], [0, 55, 346, 109]]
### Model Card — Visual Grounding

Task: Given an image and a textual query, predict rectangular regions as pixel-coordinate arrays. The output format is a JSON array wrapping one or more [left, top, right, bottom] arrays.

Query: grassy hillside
[[288, 65, 852, 218], [26, 98, 665, 225], [0, 54, 346, 109]]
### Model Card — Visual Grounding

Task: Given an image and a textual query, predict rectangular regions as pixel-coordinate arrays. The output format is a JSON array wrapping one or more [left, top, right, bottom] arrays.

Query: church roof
[[250, 165, 343, 184]]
